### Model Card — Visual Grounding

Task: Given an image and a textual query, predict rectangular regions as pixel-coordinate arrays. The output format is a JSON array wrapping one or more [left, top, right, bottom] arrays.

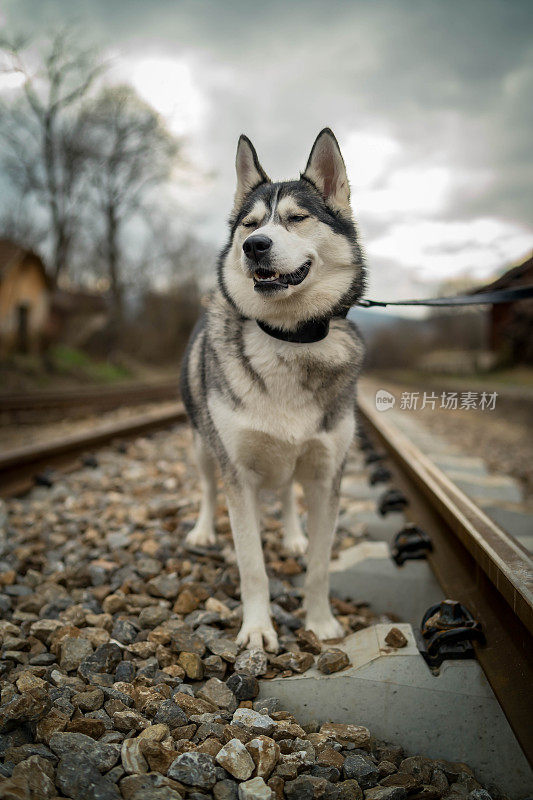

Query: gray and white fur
[[180, 128, 365, 651]]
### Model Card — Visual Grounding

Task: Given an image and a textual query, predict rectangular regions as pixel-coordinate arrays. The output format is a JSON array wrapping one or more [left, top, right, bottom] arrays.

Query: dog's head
[[218, 128, 365, 330]]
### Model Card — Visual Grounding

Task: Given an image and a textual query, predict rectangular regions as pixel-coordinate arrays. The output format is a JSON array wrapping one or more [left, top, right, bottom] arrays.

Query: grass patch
[[49, 345, 131, 383]]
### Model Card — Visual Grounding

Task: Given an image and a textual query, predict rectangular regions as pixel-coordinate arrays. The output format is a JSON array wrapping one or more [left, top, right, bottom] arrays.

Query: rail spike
[[369, 464, 392, 485], [378, 487, 408, 516], [416, 599, 485, 669], [391, 524, 433, 565]]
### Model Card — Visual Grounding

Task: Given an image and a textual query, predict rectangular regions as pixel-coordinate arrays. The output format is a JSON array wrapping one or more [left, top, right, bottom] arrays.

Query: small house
[[476, 253, 533, 364], [0, 239, 51, 356]]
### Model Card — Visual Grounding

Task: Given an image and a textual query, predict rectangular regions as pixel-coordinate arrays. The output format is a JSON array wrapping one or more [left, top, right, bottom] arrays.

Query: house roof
[[0, 238, 25, 272], [475, 253, 533, 293], [0, 238, 50, 287]]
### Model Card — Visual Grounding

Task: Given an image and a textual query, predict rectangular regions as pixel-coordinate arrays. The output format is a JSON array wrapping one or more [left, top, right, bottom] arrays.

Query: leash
[[353, 285, 533, 309], [255, 285, 533, 344]]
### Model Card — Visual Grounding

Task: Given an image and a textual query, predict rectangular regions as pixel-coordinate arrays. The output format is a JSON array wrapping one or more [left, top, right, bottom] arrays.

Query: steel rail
[[358, 393, 533, 766], [0, 403, 186, 498]]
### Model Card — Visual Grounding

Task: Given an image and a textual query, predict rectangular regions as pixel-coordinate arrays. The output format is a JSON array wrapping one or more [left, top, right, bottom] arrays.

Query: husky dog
[[180, 128, 365, 651]]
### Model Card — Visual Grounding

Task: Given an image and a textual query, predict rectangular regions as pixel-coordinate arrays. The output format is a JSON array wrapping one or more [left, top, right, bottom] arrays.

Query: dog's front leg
[[225, 480, 278, 652], [302, 477, 344, 641], [186, 432, 217, 547], [281, 482, 307, 555]]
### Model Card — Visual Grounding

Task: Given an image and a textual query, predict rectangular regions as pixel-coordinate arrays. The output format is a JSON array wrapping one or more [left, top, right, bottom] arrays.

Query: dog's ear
[[234, 135, 270, 211], [302, 128, 350, 211]]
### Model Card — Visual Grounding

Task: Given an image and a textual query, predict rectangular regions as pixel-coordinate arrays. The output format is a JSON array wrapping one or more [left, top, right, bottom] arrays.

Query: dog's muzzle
[[251, 261, 312, 293]]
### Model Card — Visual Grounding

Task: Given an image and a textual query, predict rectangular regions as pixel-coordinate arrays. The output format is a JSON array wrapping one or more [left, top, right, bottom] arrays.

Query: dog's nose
[[243, 234, 272, 263]]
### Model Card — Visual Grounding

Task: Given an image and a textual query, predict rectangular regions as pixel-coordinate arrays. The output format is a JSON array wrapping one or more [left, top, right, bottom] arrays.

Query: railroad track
[[0, 403, 186, 497], [357, 394, 533, 771], [0, 391, 531, 794], [0, 380, 179, 422]]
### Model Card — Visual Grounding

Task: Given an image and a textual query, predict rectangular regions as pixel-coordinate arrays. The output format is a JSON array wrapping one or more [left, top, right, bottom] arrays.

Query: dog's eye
[[288, 214, 309, 223], [242, 220, 258, 228]]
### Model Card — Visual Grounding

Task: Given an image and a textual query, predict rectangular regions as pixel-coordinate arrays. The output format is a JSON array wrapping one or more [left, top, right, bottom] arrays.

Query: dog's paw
[[283, 531, 308, 556], [306, 614, 344, 642], [185, 525, 216, 547], [237, 622, 279, 653]]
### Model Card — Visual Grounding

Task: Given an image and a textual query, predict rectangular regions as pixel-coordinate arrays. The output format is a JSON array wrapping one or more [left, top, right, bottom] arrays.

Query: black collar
[[257, 317, 330, 343]]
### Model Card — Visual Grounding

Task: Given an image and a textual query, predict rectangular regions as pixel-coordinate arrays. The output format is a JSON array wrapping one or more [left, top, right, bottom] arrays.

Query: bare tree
[[0, 200, 48, 251], [80, 85, 180, 317], [0, 29, 103, 282], [136, 216, 217, 290]]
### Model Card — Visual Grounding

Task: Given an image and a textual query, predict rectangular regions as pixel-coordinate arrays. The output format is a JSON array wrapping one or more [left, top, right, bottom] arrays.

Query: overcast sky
[[2, 0, 532, 300]]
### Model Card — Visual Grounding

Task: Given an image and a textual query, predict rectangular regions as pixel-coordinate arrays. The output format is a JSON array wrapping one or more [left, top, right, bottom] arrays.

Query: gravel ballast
[[0, 425, 501, 798]]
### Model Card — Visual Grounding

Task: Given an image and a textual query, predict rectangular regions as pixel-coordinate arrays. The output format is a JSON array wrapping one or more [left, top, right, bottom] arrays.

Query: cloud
[[367, 218, 532, 280], [122, 56, 207, 137], [3, 0, 532, 297]]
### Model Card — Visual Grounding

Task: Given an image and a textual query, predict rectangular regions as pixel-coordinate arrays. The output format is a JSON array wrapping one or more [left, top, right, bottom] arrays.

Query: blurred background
[[0, 0, 532, 498]]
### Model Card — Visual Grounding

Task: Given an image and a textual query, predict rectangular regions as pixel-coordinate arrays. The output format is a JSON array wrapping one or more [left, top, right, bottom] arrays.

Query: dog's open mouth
[[252, 261, 311, 293]]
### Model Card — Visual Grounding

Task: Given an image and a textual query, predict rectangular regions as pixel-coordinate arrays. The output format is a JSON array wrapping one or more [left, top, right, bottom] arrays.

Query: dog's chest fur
[[182, 293, 363, 488]]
